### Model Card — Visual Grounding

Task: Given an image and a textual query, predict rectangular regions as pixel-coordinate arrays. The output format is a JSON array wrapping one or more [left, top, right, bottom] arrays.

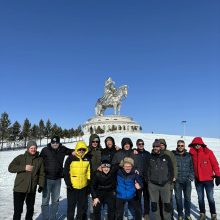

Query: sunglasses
[[101, 164, 111, 168], [177, 145, 185, 147], [92, 141, 99, 143], [138, 143, 144, 146], [51, 142, 59, 144], [77, 148, 86, 152], [153, 146, 160, 148]]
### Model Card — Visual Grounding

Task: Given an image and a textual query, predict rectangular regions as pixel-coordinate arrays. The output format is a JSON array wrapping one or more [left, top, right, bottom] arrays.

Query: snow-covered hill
[[1, 132, 219, 220]]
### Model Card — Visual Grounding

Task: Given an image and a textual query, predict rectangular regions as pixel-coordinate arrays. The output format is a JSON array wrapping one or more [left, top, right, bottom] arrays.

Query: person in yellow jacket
[[63, 141, 90, 220]]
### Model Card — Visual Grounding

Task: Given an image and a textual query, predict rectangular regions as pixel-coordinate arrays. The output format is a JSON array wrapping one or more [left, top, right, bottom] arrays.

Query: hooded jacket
[[101, 136, 117, 164], [63, 141, 90, 189], [8, 151, 45, 193], [189, 137, 220, 181], [112, 138, 143, 176], [88, 134, 102, 173]]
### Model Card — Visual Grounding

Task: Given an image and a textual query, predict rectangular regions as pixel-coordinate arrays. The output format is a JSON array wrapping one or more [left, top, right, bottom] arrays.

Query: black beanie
[[152, 139, 160, 147], [51, 135, 60, 143]]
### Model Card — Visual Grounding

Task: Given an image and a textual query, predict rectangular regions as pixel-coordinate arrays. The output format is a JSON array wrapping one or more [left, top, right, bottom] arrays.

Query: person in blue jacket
[[115, 157, 142, 220]]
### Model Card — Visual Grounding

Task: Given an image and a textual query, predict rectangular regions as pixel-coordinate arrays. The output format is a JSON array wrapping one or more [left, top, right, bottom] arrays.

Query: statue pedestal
[[82, 115, 141, 134]]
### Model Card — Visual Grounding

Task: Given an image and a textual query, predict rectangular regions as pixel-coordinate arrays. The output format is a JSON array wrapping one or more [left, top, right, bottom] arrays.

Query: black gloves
[[38, 186, 43, 193], [215, 176, 220, 186], [67, 185, 74, 191]]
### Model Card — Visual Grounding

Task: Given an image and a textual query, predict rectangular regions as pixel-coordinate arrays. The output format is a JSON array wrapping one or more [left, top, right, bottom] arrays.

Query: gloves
[[215, 176, 220, 186], [67, 185, 74, 191], [38, 186, 43, 193]]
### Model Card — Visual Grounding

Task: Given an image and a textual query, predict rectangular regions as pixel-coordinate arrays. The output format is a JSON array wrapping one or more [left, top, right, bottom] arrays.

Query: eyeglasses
[[138, 143, 144, 146], [177, 145, 185, 147], [77, 148, 86, 152], [92, 141, 99, 143]]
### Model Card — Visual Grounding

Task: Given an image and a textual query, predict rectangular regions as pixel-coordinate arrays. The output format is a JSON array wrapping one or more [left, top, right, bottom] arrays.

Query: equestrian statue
[[95, 77, 128, 116]]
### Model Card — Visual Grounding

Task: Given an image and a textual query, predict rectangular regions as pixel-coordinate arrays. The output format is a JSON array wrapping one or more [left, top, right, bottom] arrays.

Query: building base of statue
[[82, 115, 141, 135]]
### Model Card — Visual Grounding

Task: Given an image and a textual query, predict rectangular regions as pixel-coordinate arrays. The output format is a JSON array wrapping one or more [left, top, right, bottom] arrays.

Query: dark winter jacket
[[145, 151, 174, 186], [173, 150, 194, 183], [8, 151, 45, 193], [116, 168, 143, 200], [137, 149, 151, 174], [88, 134, 102, 173], [40, 143, 73, 180], [189, 137, 220, 181], [101, 136, 117, 164], [91, 165, 118, 199]]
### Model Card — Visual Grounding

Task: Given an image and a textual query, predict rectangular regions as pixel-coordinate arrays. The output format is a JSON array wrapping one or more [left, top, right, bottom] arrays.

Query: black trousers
[[115, 197, 142, 220], [93, 191, 115, 220], [13, 192, 36, 220], [67, 187, 88, 220], [140, 182, 150, 215]]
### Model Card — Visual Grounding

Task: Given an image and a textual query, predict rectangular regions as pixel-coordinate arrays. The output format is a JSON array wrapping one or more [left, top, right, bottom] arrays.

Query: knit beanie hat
[[27, 140, 37, 149], [152, 139, 161, 147], [51, 135, 60, 144], [119, 157, 134, 167], [159, 138, 167, 149]]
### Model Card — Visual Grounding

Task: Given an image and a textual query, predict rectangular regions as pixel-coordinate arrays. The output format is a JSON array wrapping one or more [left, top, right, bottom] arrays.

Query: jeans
[[41, 178, 61, 220], [195, 180, 216, 214], [13, 192, 36, 220], [174, 180, 192, 217]]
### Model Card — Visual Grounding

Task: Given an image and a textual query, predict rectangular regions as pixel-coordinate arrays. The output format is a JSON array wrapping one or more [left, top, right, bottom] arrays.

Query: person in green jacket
[[8, 140, 45, 220]]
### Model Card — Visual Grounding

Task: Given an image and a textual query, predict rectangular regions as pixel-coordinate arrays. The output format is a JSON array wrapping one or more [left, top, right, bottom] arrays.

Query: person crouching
[[91, 158, 118, 220], [63, 141, 90, 220], [115, 157, 142, 220]]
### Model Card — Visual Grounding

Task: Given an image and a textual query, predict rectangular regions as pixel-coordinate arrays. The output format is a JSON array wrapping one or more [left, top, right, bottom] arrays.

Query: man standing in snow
[[8, 140, 45, 220], [189, 137, 220, 220], [40, 135, 73, 220]]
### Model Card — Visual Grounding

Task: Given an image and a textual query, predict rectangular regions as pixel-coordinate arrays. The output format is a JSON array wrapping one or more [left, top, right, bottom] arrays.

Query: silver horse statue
[[95, 78, 128, 116]]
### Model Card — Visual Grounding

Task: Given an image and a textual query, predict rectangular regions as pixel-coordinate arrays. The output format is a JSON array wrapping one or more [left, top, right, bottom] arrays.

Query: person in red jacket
[[189, 137, 220, 220]]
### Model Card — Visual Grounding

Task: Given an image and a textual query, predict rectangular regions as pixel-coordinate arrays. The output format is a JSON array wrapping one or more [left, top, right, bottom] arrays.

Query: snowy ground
[[1, 132, 220, 220]]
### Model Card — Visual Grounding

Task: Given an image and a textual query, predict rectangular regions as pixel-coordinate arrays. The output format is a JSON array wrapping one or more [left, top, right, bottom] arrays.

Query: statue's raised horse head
[[95, 85, 128, 116]]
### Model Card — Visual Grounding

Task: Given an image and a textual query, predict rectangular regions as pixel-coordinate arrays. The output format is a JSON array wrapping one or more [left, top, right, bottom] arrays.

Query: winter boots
[[199, 213, 206, 220], [144, 214, 150, 220], [211, 214, 217, 220]]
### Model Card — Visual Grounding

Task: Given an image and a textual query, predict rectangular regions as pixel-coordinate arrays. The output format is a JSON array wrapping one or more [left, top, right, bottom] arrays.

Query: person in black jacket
[[101, 136, 117, 164], [144, 139, 174, 220], [40, 135, 73, 220], [91, 158, 118, 220], [136, 139, 151, 220]]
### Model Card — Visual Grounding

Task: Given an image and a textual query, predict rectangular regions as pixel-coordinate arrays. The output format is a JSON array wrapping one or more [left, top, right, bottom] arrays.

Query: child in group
[[115, 157, 143, 220], [63, 141, 90, 220], [91, 157, 118, 220]]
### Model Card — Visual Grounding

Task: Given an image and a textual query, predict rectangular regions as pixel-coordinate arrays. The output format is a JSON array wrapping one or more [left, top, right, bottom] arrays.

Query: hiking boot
[[199, 213, 206, 220], [211, 214, 217, 220], [144, 214, 150, 220], [185, 216, 192, 220]]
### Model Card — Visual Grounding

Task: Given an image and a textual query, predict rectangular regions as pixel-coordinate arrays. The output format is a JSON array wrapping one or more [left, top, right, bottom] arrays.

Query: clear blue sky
[[0, 0, 219, 138]]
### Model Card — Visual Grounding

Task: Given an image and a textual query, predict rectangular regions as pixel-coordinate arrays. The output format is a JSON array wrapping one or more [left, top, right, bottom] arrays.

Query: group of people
[[8, 134, 220, 220]]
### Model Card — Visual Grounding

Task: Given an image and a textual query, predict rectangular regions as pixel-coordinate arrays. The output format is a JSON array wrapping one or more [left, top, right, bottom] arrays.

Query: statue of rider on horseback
[[95, 77, 128, 116]]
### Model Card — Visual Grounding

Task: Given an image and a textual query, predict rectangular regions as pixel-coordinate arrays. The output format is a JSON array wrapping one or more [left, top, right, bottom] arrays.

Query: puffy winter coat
[[116, 168, 142, 200], [8, 151, 45, 193], [189, 144, 220, 181], [91, 166, 118, 199], [173, 150, 194, 183], [64, 143, 90, 189], [40, 144, 73, 180]]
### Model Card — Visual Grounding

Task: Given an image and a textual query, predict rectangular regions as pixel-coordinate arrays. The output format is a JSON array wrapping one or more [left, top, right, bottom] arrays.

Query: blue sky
[[0, 0, 219, 138]]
